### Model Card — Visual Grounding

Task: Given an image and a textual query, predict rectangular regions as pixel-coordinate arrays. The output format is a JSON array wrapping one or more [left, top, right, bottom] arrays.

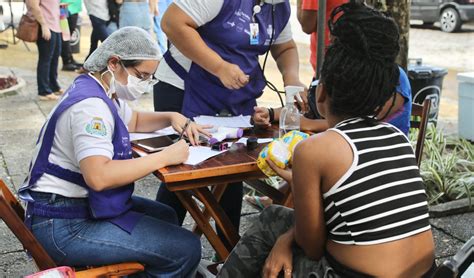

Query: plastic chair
[[411, 99, 432, 167], [0, 179, 144, 277], [432, 237, 474, 278]]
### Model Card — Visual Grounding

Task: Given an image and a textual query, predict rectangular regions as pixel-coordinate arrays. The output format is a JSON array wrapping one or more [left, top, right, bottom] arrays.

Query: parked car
[[0, 0, 24, 31], [411, 0, 474, 32]]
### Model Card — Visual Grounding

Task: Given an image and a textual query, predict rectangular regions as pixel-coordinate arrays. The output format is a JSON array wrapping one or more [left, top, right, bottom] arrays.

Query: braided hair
[[320, 1, 400, 119]]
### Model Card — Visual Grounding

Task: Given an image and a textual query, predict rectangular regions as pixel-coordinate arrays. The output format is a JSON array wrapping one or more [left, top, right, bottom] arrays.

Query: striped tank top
[[323, 118, 431, 245]]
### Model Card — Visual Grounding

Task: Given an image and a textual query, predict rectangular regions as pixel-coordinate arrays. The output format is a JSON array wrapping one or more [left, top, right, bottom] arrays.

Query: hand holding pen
[[179, 118, 191, 141], [171, 113, 212, 146]]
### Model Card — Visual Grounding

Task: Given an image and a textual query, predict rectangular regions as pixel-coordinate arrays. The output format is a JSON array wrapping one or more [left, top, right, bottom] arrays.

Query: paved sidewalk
[[0, 66, 472, 276]]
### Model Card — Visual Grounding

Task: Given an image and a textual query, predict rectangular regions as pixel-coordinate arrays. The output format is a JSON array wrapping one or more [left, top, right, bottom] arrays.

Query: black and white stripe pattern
[[323, 118, 430, 245]]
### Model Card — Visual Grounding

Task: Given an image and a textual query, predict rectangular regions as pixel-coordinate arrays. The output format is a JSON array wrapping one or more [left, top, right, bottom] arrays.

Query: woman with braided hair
[[218, 2, 436, 278]]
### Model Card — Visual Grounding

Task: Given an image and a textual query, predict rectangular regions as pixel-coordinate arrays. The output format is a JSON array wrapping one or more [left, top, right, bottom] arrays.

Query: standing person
[[153, 0, 305, 255], [27, 0, 62, 101], [219, 3, 436, 277], [83, 0, 110, 58], [298, 0, 347, 74], [19, 27, 209, 277], [119, 0, 156, 33], [153, 0, 172, 54], [106, 0, 122, 34], [60, 0, 83, 71]]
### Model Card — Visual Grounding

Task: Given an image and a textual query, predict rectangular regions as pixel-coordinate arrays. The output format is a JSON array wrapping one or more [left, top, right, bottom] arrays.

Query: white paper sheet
[[184, 146, 227, 165], [194, 115, 253, 128], [130, 127, 176, 141]]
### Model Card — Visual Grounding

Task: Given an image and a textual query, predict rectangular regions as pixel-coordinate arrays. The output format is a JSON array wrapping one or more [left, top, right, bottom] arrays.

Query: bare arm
[[271, 40, 304, 87], [292, 137, 327, 260], [297, 0, 318, 34], [128, 111, 211, 145], [161, 4, 248, 89], [26, 0, 51, 40], [79, 140, 189, 192], [26, 0, 46, 26], [300, 118, 329, 132], [127, 111, 176, 133]]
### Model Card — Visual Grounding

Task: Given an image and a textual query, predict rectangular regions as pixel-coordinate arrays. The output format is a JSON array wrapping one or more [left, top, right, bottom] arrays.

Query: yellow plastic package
[[257, 131, 309, 177], [281, 130, 310, 164]]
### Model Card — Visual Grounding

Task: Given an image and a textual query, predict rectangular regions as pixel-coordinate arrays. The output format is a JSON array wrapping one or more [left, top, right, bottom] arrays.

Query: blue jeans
[[30, 192, 201, 277], [88, 15, 110, 58], [120, 2, 152, 32], [36, 31, 61, 95], [153, 0, 172, 54]]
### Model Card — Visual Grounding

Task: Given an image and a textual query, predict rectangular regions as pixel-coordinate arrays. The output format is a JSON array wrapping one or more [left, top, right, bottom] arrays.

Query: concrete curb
[[430, 198, 474, 218]]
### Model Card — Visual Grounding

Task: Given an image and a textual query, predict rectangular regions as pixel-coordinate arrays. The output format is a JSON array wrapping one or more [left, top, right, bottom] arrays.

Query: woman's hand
[[263, 231, 294, 278], [267, 159, 292, 184], [161, 139, 189, 166], [170, 113, 212, 145], [296, 87, 309, 113], [253, 107, 271, 128], [215, 61, 249, 90], [41, 25, 51, 41]]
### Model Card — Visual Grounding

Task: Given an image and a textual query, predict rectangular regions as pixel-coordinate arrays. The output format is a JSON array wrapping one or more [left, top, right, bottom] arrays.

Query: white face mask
[[102, 64, 151, 101]]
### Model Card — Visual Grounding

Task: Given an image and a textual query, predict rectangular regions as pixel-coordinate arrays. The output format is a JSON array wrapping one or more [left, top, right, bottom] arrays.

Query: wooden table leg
[[174, 190, 230, 260], [192, 184, 228, 236], [192, 187, 240, 248]]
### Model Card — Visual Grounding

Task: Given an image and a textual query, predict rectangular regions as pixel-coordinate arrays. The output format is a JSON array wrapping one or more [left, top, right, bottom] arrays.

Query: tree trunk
[[365, 0, 410, 70]]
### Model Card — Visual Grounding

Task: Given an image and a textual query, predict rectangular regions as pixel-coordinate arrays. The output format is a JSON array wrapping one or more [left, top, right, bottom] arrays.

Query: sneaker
[[39, 93, 59, 101], [62, 63, 80, 71], [196, 259, 222, 278], [71, 59, 83, 67]]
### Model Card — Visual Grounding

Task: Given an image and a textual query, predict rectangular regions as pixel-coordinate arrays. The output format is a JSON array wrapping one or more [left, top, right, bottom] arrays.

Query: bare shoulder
[[296, 130, 352, 161], [295, 130, 354, 191]]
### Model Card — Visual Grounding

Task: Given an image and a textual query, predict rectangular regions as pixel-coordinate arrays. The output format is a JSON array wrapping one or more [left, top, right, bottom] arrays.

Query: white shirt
[[156, 0, 293, 90], [83, 0, 110, 22], [30, 79, 132, 198]]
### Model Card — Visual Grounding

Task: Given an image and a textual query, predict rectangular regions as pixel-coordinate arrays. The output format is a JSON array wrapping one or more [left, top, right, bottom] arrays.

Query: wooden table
[[132, 127, 278, 259]]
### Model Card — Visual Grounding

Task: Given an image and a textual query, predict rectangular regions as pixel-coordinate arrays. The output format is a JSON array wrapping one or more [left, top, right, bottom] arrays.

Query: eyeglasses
[[120, 61, 159, 86]]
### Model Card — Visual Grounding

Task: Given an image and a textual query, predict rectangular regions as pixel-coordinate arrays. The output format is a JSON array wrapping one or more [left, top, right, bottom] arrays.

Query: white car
[[0, 0, 25, 31]]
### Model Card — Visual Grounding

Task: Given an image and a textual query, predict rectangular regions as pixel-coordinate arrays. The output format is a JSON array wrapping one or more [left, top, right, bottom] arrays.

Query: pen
[[179, 118, 191, 140]]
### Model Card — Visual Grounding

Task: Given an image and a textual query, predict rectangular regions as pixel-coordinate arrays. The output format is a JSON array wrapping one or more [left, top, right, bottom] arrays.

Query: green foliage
[[411, 125, 474, 205]]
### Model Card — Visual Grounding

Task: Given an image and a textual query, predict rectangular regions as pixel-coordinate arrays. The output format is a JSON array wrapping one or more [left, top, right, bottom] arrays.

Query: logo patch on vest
[[86, 117, 107, 137]]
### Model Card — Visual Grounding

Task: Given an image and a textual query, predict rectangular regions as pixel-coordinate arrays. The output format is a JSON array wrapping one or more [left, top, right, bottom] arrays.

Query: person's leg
[[156, 185, 188, 225], [155, 0, 170, 53], [36, 35, 53, 96], [61, 13, 78, 65], [49, 32, 62, 92], [153, 81, 185, 112], [131, 195, 178, 225], [32, 195, 201, 277], [216, 182, 243, 250], [88, 15, 110, 58], [217, 205, 295, 277], [88, 15, 99, 57]]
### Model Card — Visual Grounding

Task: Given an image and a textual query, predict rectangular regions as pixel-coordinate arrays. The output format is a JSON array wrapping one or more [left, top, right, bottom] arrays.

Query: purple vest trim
[[19, 75, 142, 233], [165, 0, 290, 118]]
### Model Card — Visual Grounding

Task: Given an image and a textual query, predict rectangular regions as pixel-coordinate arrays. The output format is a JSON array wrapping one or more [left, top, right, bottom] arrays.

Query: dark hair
[[99, 59, 142, 73], [121, 59, 142, 68], [320, 2, 400, 119]]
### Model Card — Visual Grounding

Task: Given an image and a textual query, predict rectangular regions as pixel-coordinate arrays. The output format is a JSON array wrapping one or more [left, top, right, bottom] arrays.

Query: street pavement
[[1, 18, 473, 277]]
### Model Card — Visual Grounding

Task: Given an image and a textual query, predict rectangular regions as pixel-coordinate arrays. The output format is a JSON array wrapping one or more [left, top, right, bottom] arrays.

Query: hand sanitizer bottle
[[279, 86, 303, 138]]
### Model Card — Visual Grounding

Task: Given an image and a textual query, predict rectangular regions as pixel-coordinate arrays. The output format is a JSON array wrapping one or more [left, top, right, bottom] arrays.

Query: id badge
[[250, 23, 259, 45]]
